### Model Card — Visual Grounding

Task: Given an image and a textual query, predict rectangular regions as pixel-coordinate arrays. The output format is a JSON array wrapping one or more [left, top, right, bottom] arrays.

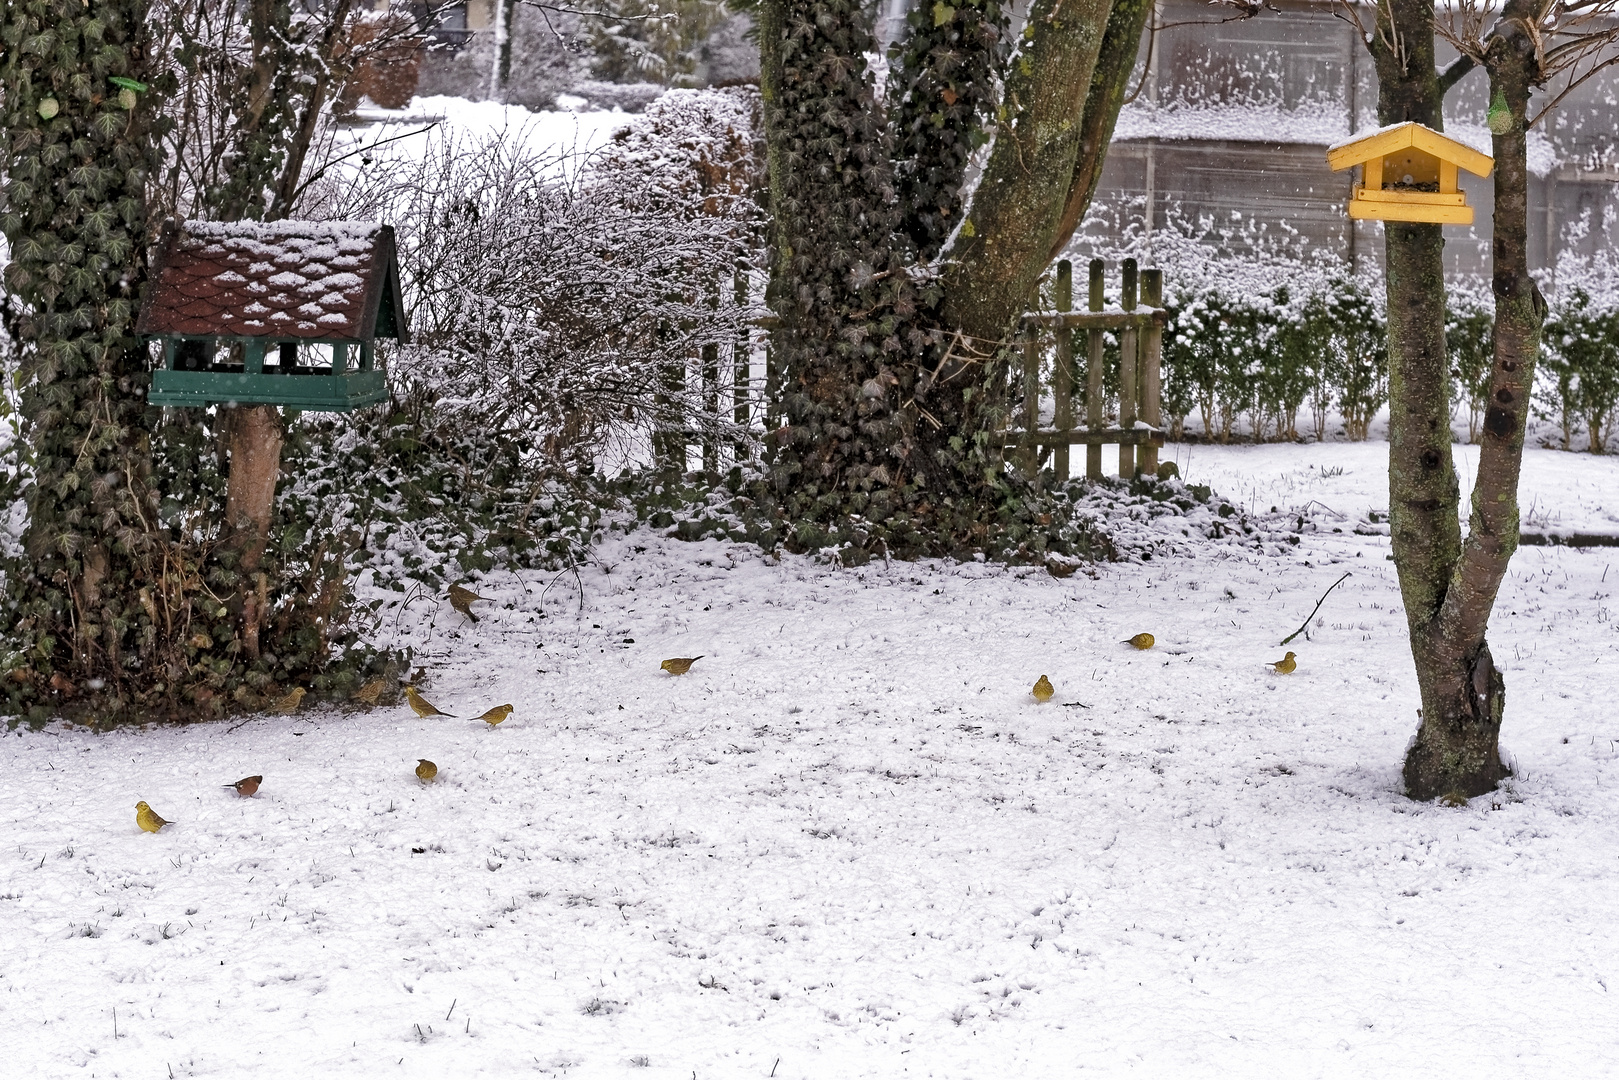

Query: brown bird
[[406, 686, 453, 718], [270, 686, 306, 715], [1269, 651, 1297, 674], [352, 678, 386, 706], [135, 801, 173, 833], [1032, 675, 1054, 703], [660, 656, 703, 676], [415, 759, 438, 783], [477, 704, 513, 728], [448, 583, 491, 623], [1123, 633, 1155, 650], [225, 775, 262, 797]]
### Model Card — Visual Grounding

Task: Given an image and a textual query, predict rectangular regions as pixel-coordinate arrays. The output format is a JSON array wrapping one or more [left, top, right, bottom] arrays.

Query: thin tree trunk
[[1402, 4, 1544, 799], [1368, 0, 1540, 800]]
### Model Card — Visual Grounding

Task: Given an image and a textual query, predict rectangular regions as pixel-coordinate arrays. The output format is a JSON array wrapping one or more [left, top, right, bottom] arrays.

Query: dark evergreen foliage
[[886, 0, 1008, 261]]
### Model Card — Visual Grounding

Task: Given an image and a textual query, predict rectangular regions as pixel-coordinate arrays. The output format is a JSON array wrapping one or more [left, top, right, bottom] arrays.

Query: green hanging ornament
[[1486, 86, 1513, 135], [36, 96, 58, 119]]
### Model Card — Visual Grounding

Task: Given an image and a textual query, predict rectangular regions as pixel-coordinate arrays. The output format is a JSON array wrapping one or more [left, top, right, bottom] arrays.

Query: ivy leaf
[[933, 2, 955, 26]]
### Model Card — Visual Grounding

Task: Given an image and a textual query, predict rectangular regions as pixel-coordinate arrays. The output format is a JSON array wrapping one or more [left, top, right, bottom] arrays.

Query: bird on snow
[[225, 775, 262, 797], [270, 686, 305, 715], [1269, 651, 1297, 674], [477, 704, 513, 728], [136, 801, 174, 833], [406, 686, 454, 718], [352, 678, 386, 706], [1032, 675, 1054, 703], [415, 759, 439, 783], [448, 583, 492, 623], [1123, 633, 1155, 650], [660, 657, 703, 676]]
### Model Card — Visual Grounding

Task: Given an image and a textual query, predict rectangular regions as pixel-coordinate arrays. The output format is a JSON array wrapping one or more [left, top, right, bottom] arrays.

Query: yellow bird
[[660, 656, 703, 676], [448, 583, 491, 623], [135, 801, 173, 833], [352, 678, 385, 706], [1269, 651, 1297, 674], [415, 759, 438, 782], [477, 704, 513, 728], [270, 686, 306, 715], [406, 686, 453, 718], [1123, 633, 1155, 650], [1032, 675, 1054, 703]]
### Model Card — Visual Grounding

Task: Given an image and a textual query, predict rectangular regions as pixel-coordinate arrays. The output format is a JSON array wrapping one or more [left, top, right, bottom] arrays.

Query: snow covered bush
[[329, 87, 763, 477], [1541, 289, 1619, 453]]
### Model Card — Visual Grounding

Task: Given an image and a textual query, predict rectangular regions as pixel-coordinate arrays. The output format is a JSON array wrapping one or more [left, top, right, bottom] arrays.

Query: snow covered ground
[[3, 442, 1617, 1078]]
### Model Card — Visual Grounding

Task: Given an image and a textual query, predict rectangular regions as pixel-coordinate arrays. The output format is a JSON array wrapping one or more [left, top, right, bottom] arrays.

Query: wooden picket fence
[[653, 259, 1167, 480], [1006, 257, 1167, 481]]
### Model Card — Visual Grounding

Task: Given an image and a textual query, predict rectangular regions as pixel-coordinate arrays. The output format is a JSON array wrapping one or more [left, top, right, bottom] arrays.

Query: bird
[[1032, 675, 1054, 703], [270, 686, 306, 715], [415, 759, 438, 782], [352, 678, 386, 706], [225, 775, 262, 797], [1123, 633, 1155, 650], [135, 801, 173, 833], [660, 656, 703, 675], [477, 704, 513, 728], [448, 583, 491, 623], [406, 686, 453, 718], [1269, 651, 1297, 674]]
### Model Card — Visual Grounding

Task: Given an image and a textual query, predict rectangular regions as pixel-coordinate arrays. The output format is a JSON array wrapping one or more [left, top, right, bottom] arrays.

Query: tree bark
[[1401, 4, 1544, 799], [1046, 0, 1152, 263], [1367, 0, 1540, 800], [940, 0, 1115, 343]]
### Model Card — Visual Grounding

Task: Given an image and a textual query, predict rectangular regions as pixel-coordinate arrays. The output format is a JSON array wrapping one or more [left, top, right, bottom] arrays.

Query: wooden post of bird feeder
[[1140, 268, 1163, 479], [1020, 321, 1041, 476], [1086, 258, 1105, 480], [1118, 258, 1139, 480], [1052, 260, 1074, 480]]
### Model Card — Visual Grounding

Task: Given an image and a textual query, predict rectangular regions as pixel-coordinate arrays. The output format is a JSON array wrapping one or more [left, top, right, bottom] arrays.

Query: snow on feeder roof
[[1327, 122, 1494, 225], [136, 219, 408, 412]]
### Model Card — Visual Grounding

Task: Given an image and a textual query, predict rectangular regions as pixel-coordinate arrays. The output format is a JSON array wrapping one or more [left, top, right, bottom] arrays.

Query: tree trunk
[[1046, 0, 1152, 263], [1368, 0, 1540, 800], [224, 405, 285, 660], [941, 0, 1115, 343], [1403, 7, 1544, 799]]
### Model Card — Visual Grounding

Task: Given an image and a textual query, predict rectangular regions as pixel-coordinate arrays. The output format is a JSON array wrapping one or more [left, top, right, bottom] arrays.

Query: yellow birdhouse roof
[[1326, 122, 1494, 178]]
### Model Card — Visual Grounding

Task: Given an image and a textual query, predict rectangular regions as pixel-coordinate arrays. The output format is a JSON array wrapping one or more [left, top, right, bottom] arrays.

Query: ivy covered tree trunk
[[757, 0, 930, 545], [1368, 0, 1541, 800], [756, 0, 1146, 554], [1, 0, 161, 709]]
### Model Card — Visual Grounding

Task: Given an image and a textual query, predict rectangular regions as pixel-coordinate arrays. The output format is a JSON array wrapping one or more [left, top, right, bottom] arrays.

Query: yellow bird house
[[1326, 122, 1494, 225]]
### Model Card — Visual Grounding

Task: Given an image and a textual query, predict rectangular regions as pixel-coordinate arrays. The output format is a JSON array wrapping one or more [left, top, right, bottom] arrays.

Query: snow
[[3, 442, 1617, 1077], [343, 96, 635, 176], [1123, 104, 1559, 176]]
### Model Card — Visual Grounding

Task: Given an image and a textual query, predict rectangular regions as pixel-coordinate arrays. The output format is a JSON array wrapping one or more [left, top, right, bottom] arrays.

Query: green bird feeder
[[136, 219, 409, 411]]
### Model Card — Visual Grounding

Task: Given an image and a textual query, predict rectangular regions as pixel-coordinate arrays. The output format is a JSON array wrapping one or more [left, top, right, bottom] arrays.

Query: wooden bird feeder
[[136, 219, 408, 411], [1326, 122, 1493, 225]]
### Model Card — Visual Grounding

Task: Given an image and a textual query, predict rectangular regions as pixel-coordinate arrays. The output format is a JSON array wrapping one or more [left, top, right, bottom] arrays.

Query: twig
[[1060, 702, 1092, 708], [1280, 571, 1352, 646]]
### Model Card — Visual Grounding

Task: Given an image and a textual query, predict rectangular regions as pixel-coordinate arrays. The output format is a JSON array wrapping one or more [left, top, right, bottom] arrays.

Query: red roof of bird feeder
[[136, 219, 409, 343]]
